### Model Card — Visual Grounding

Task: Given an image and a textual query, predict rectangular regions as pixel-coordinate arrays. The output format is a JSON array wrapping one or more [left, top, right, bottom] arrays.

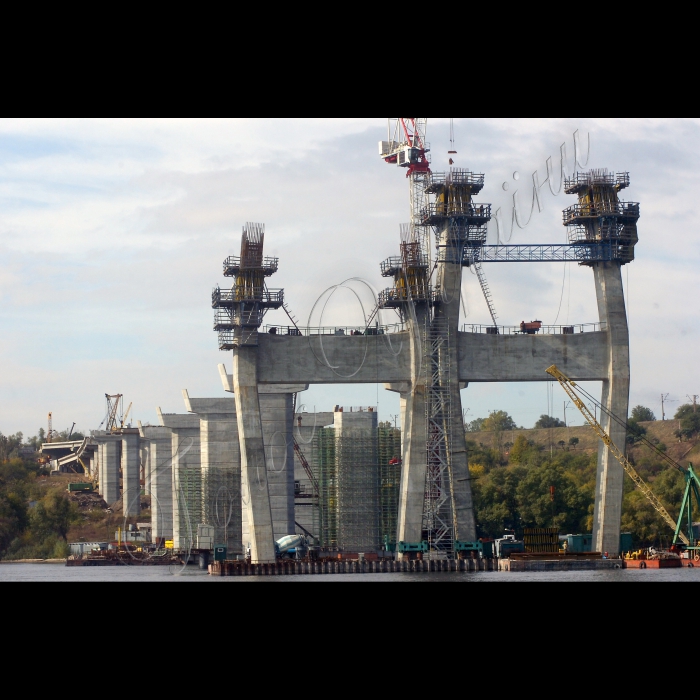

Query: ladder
[[282, 302, 301, 333], [473, 261, 498, 327]]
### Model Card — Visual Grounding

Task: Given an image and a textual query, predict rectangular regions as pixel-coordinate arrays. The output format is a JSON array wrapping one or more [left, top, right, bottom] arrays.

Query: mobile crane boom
[[545, 364, 689, 545]]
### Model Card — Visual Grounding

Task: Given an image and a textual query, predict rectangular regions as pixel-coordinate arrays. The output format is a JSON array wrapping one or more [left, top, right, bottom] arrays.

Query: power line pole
[[661, 394, 669, 421], [687, 395, 698, 413]]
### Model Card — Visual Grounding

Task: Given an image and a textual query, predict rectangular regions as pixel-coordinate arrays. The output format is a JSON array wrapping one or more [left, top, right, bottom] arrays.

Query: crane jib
[[546, 364, 690, 547]]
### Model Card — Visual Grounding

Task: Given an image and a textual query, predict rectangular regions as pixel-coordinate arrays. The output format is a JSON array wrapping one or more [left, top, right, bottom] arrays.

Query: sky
[[1, 117, 698, 437]]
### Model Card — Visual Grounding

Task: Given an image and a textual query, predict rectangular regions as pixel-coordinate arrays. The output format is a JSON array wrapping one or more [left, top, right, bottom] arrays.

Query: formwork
[[312, 424, 401, 552], [174, 464, 202, 550], [201, 466, 242, 555]]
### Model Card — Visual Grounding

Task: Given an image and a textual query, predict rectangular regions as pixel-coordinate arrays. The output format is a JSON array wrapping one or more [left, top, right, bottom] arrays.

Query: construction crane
[[380, 118, 499, 325], [380, 119, 432, 270], [546, 364, 695, 547], [120, 402, 133, 431], [97, 394, 133, 434]]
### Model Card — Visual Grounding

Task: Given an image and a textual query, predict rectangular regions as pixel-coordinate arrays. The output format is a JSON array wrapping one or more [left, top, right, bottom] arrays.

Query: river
[[1, 563, 699, 582]]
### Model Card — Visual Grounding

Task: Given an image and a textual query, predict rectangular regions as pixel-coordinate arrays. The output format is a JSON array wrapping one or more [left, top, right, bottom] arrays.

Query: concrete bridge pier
[[121, 432, 141, 518], [233, 348, 276, 563], [182, 393, 242, 557], [592, 262, 630, 557], [157, 410, 200, 551], [138, 424, 174, 542]]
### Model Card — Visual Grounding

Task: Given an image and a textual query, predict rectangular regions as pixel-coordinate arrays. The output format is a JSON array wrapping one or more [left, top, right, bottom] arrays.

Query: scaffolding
[[563, 170, 639, 265], [311, 423, 401, 552], [212, 223, 284, 349], [173, 462, 202, 551], [201, 465, 242, 555], [423, 316, 456, 552]]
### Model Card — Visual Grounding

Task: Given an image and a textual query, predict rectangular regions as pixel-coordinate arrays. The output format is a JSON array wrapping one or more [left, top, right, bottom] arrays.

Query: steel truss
[[422, 316, 456, 552], [462, 242, 620, 264]]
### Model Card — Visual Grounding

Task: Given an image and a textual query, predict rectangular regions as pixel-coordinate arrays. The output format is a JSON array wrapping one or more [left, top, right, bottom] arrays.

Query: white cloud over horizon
[[1, 118, 698, 437]]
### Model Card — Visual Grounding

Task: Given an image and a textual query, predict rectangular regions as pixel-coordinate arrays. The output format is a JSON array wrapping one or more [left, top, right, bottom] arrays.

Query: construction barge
[[209, 557, 498, 577]]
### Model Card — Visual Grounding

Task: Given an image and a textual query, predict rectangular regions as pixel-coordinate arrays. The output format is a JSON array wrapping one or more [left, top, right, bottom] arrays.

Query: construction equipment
[[100, 395, 132, 434], [103, 394, 123, 432], [546, 364, 696, 547], [120, 402, 133, 430], [46, 412, 59, 443]]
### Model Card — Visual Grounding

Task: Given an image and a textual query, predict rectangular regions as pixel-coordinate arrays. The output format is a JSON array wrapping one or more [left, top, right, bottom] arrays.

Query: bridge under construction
[[80, 118, 638, 564]]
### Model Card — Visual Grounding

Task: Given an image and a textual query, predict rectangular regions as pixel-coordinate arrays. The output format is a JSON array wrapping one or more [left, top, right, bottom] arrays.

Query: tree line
[[466, 403, 700, 549]]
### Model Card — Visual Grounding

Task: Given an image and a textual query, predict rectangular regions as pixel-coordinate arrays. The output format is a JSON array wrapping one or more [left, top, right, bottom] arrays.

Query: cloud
[[0, 118, 698, 434]]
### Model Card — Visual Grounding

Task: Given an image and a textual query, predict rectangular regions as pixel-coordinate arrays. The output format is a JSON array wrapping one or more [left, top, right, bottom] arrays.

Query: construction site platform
[[622, 558, 691, 569], [209, 558, 498, 577], [499, 553, 623, 572]]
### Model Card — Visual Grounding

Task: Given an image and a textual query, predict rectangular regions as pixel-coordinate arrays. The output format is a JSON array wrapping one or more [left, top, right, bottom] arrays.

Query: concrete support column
[[219, 365, 308, 557], [101, 437, 121, 506], [158, 410, 201, 551], [183, 393, 242, 556], [335, 409, 379, 551], [140, 443, 151, 493], [121, 433, 141, 518], [232, 348, 276, 563], [139, 425, 173, 542], [396, 309, 429, 549], [259, 387, 299, 540], [592, 262, 630, 556], [434, 234, 476, 543], [92, 442, 102, 490]]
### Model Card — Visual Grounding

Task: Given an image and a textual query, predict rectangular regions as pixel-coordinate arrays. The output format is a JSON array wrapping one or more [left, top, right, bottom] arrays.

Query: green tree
[[29, 492, 80, 543], [626, 418, 647, 445], [465, 418, 486, 433], [674, 404, 700, 440], [509, 435, 542, 465], [631, 406, 656, 422], [534, 415, 566, 429], [516, 461, 592, 534], [569, 437, 579, 448], [483, 411, 518, 432]]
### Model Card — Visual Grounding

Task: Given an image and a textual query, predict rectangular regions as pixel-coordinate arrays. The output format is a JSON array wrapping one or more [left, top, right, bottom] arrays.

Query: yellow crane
[[546, 364, 690, 546], [119, 402, 133, 431]]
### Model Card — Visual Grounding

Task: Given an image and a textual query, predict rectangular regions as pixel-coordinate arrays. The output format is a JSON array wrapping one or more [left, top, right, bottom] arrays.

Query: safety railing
[[462, 322, 607, 335], [563, 201, 640, 224], [223, 255, 279, 276], [212, 287, 284, 308], [427, 170, 485, 189], [564, 171, 630, 194], [379, 287, 432, 307], [262, 323, 406, 337], [214, 309, 264, 329], [420, 203, 492, 224]]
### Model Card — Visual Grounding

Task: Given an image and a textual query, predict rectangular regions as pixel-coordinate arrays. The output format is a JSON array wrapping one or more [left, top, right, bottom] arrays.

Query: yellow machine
[[546, 364, 689, 545]]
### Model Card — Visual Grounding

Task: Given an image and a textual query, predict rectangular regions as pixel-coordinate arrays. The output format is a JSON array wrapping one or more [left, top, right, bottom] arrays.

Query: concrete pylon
[[219, 363, 308, 558], [592, 262, 630, 556], [433, 224, 476, 543], [233, 348, 276, 563], [395, 310, 429, 549]]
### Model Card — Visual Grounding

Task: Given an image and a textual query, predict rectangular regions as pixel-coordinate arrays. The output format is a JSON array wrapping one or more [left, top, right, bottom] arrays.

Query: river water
[[1, 563, 699, 582]]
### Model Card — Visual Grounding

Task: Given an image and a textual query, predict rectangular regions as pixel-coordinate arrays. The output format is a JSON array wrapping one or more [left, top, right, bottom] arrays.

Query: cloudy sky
[[1, 118, 698, 437]]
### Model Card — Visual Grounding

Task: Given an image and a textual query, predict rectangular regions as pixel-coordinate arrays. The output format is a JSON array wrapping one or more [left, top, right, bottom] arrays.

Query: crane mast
[[380, 119, 432, 266], [546, 365, 690, 545]]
